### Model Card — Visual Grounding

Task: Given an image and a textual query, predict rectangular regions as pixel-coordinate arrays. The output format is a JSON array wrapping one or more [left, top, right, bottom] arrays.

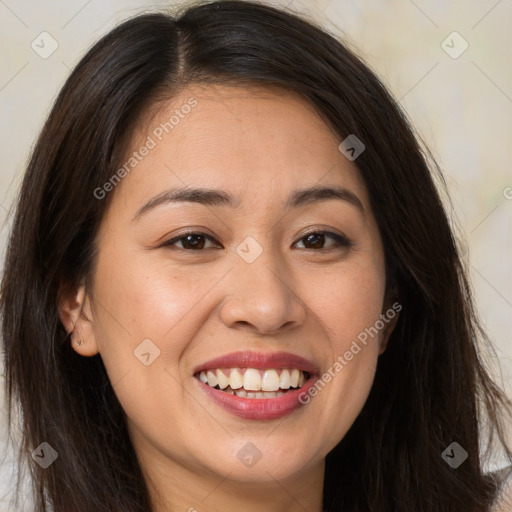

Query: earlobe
[[378, 327, 394, 355], [378, 319, 397, 355], [378, 297, 401, 355], [57, 281, 100, 357]]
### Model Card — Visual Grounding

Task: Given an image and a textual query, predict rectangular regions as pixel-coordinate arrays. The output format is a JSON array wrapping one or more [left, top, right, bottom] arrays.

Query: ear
[[378, 288, 401, 356], [58, 280, 100, 357]]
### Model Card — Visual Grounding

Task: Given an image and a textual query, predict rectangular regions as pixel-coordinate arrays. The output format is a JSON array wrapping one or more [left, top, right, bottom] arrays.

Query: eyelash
[[161, 230, 352, 252]]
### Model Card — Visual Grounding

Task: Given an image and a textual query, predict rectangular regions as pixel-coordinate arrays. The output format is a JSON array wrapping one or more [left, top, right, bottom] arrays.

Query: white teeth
[[198, 367, 309, 393], [216, 369, 229, 389], [206, 370, 218, 387], [229, 369, 243, 390], [235, 389, 247, 398], [279, 369, 291, 389], [243, 368, 261, 391], [290, 369, 300, 388], [262, 369, 280, 391]]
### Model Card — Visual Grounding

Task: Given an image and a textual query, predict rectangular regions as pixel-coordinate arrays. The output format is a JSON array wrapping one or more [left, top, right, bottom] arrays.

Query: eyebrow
[[132, 185, 364, 221]]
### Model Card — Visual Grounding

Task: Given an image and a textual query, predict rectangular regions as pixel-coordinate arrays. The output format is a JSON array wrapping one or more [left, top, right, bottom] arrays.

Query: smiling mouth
[[194, 368, 310, 398]]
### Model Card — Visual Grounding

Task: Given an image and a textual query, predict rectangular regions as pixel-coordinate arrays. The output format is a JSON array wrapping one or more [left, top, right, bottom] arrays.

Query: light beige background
[[1, 0, 511, 509]]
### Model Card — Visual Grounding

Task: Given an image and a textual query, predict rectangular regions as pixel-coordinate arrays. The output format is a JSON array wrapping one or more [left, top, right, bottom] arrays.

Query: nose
[[219, 244, 307, 335]]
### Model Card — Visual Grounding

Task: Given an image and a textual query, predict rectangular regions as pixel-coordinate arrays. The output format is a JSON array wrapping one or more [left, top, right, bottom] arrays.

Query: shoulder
[[491, 465, 512, 512]]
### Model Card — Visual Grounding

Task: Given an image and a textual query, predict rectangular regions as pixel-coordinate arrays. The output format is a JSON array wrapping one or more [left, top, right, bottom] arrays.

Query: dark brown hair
[[1, 1, 511, 511]]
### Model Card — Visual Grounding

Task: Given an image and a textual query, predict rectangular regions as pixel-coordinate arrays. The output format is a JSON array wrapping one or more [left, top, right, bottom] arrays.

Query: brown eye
[[294, 231, 351, 250], [163, 232, 220, 250]]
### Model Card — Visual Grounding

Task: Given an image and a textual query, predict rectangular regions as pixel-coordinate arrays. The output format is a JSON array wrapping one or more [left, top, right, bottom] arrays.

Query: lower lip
[[196, 376, 318, 420]]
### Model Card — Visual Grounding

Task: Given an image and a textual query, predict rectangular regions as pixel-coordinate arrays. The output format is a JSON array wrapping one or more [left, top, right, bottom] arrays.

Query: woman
[[1, 1, 511, 511]]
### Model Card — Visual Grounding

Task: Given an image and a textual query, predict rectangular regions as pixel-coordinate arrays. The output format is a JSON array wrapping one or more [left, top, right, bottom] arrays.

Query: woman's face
[[63, 84, 396, 499]]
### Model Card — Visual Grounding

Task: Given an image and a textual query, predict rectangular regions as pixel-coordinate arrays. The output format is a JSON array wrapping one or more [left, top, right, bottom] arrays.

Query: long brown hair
[[1, 1, 511, 511]]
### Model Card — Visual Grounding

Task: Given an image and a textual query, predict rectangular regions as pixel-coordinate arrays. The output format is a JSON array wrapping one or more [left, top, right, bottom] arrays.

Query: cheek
[[88, 247, 216, 414], [299, 260, 385, 444], [308, 260, 386, 344], [317, 346, 378, 451], [92, 245, 218, 350]]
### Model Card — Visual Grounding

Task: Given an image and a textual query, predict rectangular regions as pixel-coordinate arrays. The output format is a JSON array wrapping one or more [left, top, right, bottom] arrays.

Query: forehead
[[108, 83, 370, 217]]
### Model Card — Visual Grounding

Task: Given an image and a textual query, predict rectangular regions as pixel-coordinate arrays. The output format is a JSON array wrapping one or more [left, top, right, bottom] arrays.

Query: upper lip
[[193, 350, 319, 375]]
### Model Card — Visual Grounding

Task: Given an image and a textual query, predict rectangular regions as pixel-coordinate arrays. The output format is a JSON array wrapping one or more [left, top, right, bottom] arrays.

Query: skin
[[59, 83, 398, 512]]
